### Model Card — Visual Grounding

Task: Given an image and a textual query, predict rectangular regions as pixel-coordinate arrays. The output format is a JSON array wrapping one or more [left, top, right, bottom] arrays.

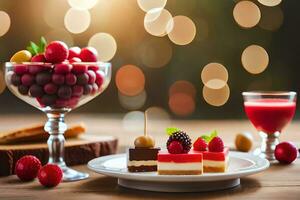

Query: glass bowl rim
[[242, 91, 297, 96], [5, 61, 111, 66]]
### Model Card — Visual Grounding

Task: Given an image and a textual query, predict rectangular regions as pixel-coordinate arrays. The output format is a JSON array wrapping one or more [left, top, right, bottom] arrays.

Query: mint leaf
[[26, 46, 35, 55], [200, 130, 218, 143], [29, 41, 39, 55], [166, 127, 180, 136], [200, 135, 210, 143], [39, 37, 47, 53], [26, 37, 47, 56]]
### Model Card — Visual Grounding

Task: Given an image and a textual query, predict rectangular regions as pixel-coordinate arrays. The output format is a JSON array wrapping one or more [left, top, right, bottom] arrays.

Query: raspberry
[[167, 131, 192, 154], [168, 141, 184, 154], [38, 164, 63, 187], [193, 137, 208, 151], [208, 136, 224, 152], [15, 155, 42, 181]]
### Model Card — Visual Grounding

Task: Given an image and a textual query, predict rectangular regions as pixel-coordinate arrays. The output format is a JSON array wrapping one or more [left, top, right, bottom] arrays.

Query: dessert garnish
[[193, 131, 229, 173], [166, 127, 192, 154], [275, 141, 298, 164], [127, 110, 160, 172], [15, 155, 42, 181], [193, 137, 208, 151], [38, 164, 63, 187], [134, 110, 155, 148], [235, 132, 253, 152], [158, 128, 203, 175]]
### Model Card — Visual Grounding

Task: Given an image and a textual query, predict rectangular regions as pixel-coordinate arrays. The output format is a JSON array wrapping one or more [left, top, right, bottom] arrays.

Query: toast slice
[[0, 123, 86, 144]]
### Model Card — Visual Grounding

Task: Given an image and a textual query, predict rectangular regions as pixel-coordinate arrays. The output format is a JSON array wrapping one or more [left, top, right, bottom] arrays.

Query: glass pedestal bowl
[[5, 62, 111, 181]]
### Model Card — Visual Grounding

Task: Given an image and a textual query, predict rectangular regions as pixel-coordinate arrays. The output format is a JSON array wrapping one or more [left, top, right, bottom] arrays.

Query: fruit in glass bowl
[[6, 61, 110, 111], [5, 38, 112, 181]]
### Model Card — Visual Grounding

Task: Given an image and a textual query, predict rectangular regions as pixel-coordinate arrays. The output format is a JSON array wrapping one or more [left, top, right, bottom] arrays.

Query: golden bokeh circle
[[144, 8, 173, 37], [68, 0, 98, 10], [169, 80, 197, 99], [116, 65, 145, 96], [203, 84, 230, 107], [0, 11, 10, 37], [43, 0, 68, 29], [169, 93, 195, 117], [88, 33, 117, 62], [259, 5, 284, 31], [258, 0, 281, 7], [233, 1, 261, 28], [45, 29, 74, 47], [146, 106, 170, 135], [122, 111, 144, 135], [167, 15, 196, 45], [139, 38, 172, 68], [241, 45, 269, 74], [64, 8, 91, 34], [137, 0, 167, 12], [118, 90, 147, 110], [201, 63, 228, 89]]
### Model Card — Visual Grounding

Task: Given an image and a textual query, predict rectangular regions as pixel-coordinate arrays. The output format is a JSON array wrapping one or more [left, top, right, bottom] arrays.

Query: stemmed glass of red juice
[[242, 91, 297, 161]]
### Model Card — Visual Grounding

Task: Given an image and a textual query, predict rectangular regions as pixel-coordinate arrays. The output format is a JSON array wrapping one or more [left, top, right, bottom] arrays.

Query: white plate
[[88, 152, 269, 192]]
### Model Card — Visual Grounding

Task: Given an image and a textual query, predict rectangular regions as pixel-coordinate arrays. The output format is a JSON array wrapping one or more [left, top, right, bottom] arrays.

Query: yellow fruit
[[235, 132, 253, 152], [10, 50, 32, 62], [134, 135, 155, 148]]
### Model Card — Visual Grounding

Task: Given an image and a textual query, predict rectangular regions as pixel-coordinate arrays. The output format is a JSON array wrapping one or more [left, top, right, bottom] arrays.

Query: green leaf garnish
[[166, 127, 180, 136], [39, 37, 47, 53], [26, 37, 47, 56], [201, 130, 218, 143]]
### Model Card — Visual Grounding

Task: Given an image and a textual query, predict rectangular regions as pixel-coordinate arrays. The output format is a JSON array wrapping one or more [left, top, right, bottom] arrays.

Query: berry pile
[[9, 39, 105, 109]]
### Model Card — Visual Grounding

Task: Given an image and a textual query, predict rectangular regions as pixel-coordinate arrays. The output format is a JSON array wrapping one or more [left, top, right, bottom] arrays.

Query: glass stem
[[44, 112, 67, 168], [259, 131, 280, 160]]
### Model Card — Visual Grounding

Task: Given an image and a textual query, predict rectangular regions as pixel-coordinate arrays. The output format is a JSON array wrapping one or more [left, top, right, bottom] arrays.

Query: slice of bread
[[0, 123, 86, 144]]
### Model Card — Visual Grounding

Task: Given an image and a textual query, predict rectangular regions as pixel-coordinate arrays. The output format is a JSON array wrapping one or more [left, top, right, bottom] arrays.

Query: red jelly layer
[[158, 151, 203, 163], [192, 147, 229, 161]]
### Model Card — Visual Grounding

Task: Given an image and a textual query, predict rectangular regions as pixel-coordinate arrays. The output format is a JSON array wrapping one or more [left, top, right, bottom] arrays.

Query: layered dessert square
[[127, 147, 160, 172], [200, 147, 229, 173], [157, 151, 203, 175]]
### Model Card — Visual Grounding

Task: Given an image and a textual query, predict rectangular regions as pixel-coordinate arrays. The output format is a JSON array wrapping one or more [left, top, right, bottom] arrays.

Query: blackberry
[[167, 131, 192, 153]]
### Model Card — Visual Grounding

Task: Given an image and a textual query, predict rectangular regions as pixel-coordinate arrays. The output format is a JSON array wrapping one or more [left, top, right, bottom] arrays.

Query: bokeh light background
[[0, 0, 299, 119]]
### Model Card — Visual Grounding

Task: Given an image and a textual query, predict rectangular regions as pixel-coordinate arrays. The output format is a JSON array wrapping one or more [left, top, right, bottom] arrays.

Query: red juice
[[244, 99, 296, 134]]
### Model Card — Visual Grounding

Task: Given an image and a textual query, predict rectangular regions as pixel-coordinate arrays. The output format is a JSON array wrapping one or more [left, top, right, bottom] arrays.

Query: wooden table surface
[[0, 114, 300, 200]]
